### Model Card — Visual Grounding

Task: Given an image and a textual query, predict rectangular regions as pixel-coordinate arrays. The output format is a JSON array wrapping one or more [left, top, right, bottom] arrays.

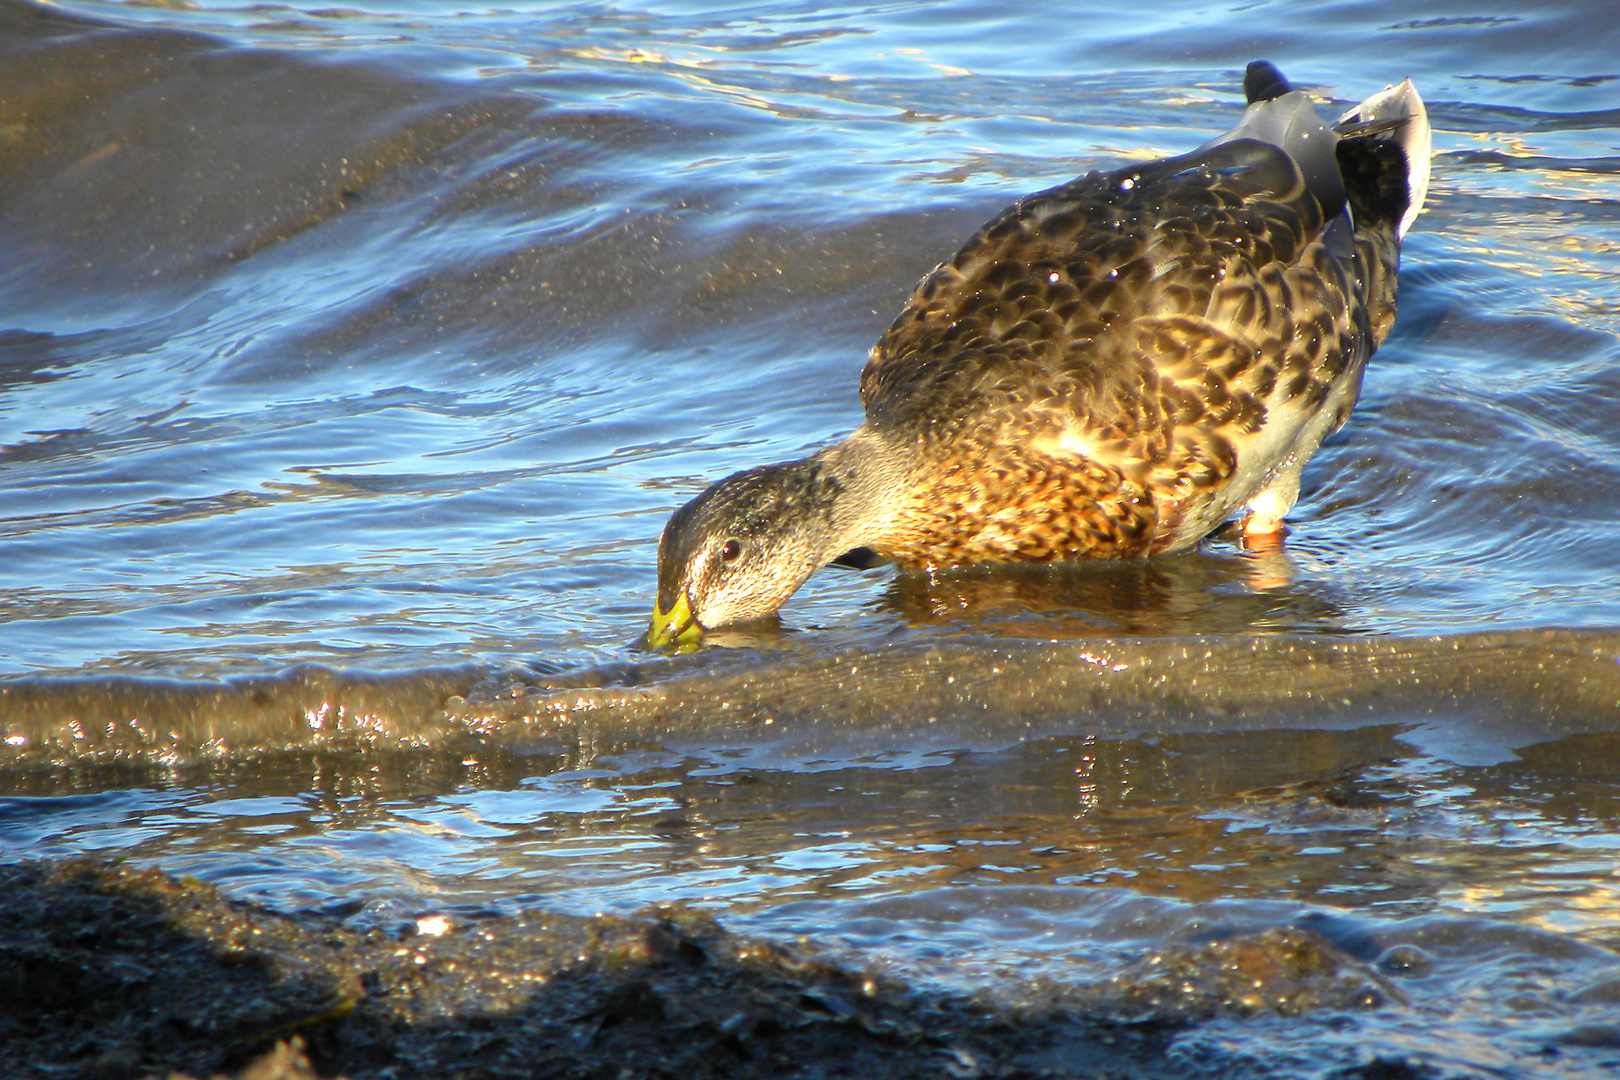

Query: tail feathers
[[1337, 79, 1430, 239]]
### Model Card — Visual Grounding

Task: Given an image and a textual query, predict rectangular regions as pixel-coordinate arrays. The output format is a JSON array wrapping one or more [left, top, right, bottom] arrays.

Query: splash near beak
[[647, 590, 703, 651]]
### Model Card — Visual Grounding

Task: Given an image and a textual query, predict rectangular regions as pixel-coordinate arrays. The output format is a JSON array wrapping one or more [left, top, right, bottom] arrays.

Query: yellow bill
[[647, 590, 704, 651]]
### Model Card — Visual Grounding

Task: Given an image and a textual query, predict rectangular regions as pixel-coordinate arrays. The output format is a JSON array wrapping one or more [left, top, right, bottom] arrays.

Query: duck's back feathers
[[858, 62, 1429, 561]]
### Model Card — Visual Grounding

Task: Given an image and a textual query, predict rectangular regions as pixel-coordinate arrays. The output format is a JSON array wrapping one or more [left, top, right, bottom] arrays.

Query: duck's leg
[[1239, 458, 1303, 547]]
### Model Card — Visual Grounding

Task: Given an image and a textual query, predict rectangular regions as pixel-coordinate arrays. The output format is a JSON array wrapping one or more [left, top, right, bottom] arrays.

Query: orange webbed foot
[[1238, 514, 1290, 558]]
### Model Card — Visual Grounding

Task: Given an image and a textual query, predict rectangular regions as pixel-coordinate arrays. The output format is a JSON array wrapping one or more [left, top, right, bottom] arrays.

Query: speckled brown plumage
[[650, 62, 1430, 643], [863, 130, 1399, 563]]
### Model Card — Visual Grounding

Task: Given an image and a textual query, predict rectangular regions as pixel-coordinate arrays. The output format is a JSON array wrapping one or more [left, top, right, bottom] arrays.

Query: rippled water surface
[[3, 0, 1620, 1074]]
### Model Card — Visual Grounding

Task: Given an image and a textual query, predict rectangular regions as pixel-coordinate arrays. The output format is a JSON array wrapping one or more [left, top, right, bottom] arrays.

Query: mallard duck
[[650, 61, 1430, 649]]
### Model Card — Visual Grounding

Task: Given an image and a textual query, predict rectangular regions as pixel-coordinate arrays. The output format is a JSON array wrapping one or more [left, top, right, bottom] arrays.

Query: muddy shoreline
[[6, 628, 1619, 769], [0, 859, 1438, 1080], [7, 629, 1620, 1077]]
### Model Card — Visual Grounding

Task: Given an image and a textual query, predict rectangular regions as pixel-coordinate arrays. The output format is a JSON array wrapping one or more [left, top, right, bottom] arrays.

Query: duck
[[649, 61, 1430, 649]]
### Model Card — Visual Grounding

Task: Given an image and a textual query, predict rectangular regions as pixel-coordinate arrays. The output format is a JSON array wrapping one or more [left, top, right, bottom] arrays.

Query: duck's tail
[[1330, 71, 1430, 346], [1334, 76, 1430, 241]]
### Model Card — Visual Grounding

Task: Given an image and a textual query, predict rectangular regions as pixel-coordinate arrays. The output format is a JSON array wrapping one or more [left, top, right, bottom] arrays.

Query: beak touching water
[[647, 589, 703, 651]]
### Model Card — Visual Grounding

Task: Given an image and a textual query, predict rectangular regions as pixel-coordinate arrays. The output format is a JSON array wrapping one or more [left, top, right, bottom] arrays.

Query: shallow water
[[3, 0, 1620, 1074]]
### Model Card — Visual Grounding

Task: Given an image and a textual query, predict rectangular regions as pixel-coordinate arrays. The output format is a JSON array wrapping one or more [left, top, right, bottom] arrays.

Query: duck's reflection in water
[[866, 537, 1340, 639]]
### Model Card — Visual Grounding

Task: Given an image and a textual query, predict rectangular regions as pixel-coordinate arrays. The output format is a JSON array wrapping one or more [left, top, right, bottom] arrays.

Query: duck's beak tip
[[647, 591, 703, 651]]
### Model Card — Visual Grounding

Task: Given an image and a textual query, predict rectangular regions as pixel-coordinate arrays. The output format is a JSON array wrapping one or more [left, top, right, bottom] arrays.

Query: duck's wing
[[860, 63, 1426, 538], [860, 134, 1331, 448]]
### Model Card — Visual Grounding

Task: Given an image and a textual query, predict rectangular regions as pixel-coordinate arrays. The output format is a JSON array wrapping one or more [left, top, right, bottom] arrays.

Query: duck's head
[[648, 461, 844, 649]]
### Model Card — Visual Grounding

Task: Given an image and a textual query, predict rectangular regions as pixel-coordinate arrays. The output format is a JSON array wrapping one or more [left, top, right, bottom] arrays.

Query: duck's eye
[[719, 538, 743, 563]]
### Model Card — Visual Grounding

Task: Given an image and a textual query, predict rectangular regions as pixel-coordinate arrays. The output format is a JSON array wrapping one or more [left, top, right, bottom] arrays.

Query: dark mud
[[1, 860, 1423, 1080]]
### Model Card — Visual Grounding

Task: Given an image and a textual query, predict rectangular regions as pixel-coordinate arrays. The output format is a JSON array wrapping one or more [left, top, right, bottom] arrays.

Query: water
[[3, 0, 1620, 1074]]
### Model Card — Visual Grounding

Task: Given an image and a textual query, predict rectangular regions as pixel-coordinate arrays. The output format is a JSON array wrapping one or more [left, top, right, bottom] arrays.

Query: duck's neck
[[802, 427, 914, 560]]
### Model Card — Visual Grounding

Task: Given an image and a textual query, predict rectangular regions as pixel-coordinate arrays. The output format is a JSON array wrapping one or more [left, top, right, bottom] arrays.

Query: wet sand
[[7, 628, 1620, 767]]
